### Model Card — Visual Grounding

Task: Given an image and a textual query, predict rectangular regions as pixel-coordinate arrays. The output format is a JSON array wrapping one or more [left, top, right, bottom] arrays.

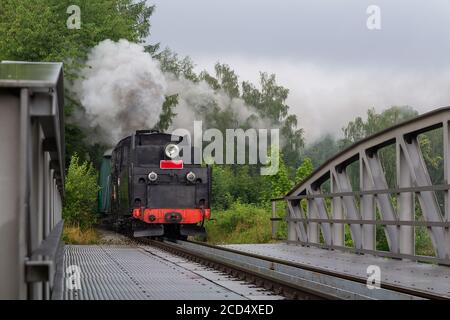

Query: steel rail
[[137, 238, 446, 300], [140, 238, 329, 300]]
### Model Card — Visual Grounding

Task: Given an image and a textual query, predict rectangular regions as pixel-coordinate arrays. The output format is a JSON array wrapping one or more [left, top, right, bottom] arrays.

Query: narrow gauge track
[[135, 238, 447, 300]]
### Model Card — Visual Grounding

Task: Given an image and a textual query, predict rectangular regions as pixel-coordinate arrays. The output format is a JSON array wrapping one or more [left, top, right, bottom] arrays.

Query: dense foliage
[[0, 0, 154, 168], [0, 0, 153, 79], [205, 202, 273, 244], [63, 154, 98, 229], [295, 157, 313, 184]]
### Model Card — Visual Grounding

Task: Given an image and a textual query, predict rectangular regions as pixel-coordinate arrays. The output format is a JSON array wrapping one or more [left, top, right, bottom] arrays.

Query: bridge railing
[[0, 61, 65, 299], [274, 107, 450, 266]]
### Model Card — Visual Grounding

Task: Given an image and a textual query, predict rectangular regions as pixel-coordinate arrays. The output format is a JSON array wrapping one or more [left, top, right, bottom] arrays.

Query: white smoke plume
[[73, 39, 167, 144], [165, 74, 266, 131], [73, 39, 264, 146]]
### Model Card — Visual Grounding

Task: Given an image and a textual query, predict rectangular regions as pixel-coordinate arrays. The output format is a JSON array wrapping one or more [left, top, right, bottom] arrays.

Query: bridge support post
[[287, 200, 308, 243], [397, 140, 415, 256], [443, 122, 450, 259], [307, 197, 319, 244], [287, 203, 297, 242], [271, 201, 277, 240], [360, 155, 376, 251], [332, 168, 363, 249], [331, 174, 344, 246]]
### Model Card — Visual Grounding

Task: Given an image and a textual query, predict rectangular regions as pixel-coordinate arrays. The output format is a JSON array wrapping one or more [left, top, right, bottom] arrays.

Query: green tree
[[232, 165, 265, 204], [242, 73, 289, 121], [301, 134, 339, 169], [211, 165, 234, 210], [154, 94, 179, 132], [0, 0, 155, 166], [214, 63, 240, 98], [155, 47, 198, 82], [295, 158, 314, 184], [155, 54, 305, 171], [340, 106, 419, 188], [63, 154, 99, 229], [200, 70, 221, 90], [340, 106, 418, 148], [242, 72, 304, 167], [262, 151, 293, 201], [0, 0, 154, 79]]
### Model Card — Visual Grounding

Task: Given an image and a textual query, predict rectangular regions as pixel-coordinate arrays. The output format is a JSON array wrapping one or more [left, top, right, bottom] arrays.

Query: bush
[[63, 154, 99, 229], [205, 202, 273, 244], [211, 164, 267, 210], [211, 165, 235, 210]]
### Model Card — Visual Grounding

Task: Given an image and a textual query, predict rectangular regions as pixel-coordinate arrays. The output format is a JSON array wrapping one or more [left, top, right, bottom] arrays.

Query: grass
[[205, 202, 281, 244], [63, 224, 101, 245]]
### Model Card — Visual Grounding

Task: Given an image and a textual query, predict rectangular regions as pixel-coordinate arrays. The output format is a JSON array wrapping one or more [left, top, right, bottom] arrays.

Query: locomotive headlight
[[148, 171, 158, 182], [165, 143, 180, 159], [186, 171, 196, 183]]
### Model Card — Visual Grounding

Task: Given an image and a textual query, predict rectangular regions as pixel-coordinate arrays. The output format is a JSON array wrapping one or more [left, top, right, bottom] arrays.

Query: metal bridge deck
[[61, 245, 281, 300], [222, 243, 450, 298]]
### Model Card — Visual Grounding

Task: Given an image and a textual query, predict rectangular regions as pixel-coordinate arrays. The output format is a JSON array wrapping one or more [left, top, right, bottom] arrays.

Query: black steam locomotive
[[98, 130, 211, 238]]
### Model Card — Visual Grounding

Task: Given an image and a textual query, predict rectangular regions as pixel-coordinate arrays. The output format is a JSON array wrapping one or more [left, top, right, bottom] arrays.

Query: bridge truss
[[277, 107, 450, 265]]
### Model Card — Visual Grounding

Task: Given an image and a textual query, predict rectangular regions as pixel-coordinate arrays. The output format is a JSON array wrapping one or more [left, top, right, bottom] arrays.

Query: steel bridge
[[273, 107, 450, 265]]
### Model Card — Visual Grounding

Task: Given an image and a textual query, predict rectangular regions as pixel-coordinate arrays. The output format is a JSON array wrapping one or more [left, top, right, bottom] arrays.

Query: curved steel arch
[[284, 107, 450, 264]]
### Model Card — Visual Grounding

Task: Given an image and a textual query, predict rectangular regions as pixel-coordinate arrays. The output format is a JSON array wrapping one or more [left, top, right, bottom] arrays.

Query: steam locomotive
[[98, 130, 211, 238]]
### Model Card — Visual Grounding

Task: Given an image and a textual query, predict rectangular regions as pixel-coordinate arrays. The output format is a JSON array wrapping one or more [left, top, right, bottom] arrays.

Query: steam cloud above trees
[[73, 39, 269, 145]]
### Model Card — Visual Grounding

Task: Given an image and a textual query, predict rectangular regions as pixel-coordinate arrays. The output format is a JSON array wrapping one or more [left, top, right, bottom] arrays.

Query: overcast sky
[[147, 0, 450, 142]]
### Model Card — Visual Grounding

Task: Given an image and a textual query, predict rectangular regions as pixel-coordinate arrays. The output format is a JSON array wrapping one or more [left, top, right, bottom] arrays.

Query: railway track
[[137, 238, 447, 300]]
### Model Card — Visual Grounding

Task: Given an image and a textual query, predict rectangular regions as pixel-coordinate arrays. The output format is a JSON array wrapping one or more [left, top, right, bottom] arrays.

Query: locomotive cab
[[109, 130, 211, 238]]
